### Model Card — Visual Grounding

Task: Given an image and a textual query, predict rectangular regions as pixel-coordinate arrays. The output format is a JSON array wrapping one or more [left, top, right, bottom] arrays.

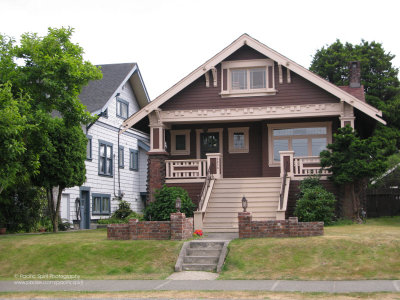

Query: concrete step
[[183, 256, 219, 264], [189, 241, 224, 249], [210, 192, 280, 198], [202, 227, 238, 233], [182, 264, 216, 271], [186, 248, 221, 256], [219, 177, 281, 183], [206, 206, 278, 212]]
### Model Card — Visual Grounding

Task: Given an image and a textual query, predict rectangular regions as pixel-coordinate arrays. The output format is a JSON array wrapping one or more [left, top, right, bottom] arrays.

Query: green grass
[[220, 216, 400, 280], [0, 229, 183, 280]]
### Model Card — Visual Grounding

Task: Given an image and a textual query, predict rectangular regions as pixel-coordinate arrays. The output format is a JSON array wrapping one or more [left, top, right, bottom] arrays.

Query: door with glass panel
[[200, 132, 219, 159]]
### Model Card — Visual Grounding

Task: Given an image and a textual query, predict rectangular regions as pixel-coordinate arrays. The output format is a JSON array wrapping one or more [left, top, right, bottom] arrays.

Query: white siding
[[63, 81, 149, 224]]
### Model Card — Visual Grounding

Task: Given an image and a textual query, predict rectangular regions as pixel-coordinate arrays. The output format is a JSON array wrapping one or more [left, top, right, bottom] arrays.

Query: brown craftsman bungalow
[[121, 34, 385, 232]]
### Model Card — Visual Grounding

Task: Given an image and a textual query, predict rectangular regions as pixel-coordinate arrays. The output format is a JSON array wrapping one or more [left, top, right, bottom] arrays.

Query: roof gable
[[80, 63, 149, 113], [122, 34, 384, 132]]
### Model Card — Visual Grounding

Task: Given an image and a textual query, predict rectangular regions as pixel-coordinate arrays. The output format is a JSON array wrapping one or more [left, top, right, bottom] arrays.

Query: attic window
[[221, 59, 275, 97], [116, 98, 129, 119]]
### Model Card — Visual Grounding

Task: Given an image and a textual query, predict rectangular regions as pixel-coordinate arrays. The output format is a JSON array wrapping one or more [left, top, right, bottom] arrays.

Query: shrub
[[294, 178, 336, 225], [144, 185, 196, 221], [112, 200, 133, 219]]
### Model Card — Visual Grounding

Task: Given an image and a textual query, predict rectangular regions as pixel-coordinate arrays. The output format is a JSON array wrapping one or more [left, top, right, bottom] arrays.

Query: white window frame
[[228, 127, 249, 154], [267, 122, 332, 167], [170, 130, 191, 155], [221, 59, 276, 97]]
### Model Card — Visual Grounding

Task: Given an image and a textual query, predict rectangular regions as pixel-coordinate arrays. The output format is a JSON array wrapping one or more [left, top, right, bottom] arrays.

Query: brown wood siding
[[286, 180, 340, 218], [160, 47, 339, 111], [166, 182, 203, 207], [168, 122, 263, 178]]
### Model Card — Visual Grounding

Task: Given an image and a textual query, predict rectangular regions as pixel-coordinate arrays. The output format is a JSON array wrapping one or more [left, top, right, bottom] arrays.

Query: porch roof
[[121, 34, 385, 133]]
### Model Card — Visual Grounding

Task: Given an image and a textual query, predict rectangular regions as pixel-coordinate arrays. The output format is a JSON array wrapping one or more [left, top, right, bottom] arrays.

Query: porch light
[[241, 196, 248, 212], [175, 197, 181, 212]]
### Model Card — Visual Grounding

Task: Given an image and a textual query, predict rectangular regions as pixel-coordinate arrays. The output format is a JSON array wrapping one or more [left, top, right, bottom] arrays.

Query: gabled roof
[[122, 34, 385, 132], [80, 63, 150, 113]]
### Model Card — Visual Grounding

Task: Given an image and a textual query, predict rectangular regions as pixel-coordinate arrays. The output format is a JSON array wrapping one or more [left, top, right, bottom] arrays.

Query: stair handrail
[[279, 168, 288, 210], [198, 167, 213, 211]]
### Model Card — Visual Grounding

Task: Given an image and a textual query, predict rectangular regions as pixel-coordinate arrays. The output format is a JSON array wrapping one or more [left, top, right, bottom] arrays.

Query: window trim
[[129, 149, 138, 171], [221, 59, 276, 97], [116, 97, 129, 119], [267, 122, 332, 167], [98, 140, 113, 177], [86, 135, 92, 161], [92, 193, 111, 215], [228, 127, 249, 154], [170, 130, 191, 155], [118, 146, 124, 169]]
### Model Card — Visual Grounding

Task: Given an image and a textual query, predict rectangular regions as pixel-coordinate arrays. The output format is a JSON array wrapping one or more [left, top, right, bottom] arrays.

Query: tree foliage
[[310, 39, 400, 108], [0, 27, 102, 232], [320, 126, 387, 219]]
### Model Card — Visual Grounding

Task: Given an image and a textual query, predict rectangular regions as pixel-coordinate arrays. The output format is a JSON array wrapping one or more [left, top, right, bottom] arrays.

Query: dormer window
[[221, 59, 275, 97]]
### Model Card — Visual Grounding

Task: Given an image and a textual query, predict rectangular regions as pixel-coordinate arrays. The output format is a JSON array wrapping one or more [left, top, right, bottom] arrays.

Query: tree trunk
[[342, 183, 354, 219]]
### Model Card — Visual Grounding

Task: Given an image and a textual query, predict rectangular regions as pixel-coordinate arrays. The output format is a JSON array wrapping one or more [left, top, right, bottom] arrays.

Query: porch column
[[206, 153, 223, 179], [340, 102, 355, 128], [147, 118, 168, 203], [279, 150, 294, 178]]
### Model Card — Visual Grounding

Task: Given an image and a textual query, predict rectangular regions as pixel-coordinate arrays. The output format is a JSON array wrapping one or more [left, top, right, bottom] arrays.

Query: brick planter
[[107, 213, 193, 240], [238, 212, 323, 238]]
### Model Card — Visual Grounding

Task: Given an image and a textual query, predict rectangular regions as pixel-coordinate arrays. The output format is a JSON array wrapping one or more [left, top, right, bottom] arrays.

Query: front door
[[80, 190, 90, 229], [200, 132, 219, 159]]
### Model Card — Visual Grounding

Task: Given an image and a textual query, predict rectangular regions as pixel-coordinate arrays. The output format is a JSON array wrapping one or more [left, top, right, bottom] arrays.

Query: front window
[[92, 194, 110, 215], [99, 141, 113, 176], [269, 123, 331, 164], [118, 146, 124, 168], [228, 127, 249, 153], [116, 98, 129, 119], [170, 130, 191, 155], [86, 136, 92, 160]]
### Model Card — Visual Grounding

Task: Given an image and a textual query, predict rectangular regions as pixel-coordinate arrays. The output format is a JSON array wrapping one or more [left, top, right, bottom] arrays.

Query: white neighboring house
[[62, 63, 150, 229]]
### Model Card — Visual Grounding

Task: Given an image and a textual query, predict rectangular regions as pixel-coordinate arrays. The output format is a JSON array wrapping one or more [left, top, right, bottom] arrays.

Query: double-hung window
[[116, 98, 129, 119], [129, 149, 138, 171], [221, 59, 275, 97], [268, 123, 332, 165], [92, 193, 110, 215], [228, 127, 249, 153], [99, 140, 113, 176]]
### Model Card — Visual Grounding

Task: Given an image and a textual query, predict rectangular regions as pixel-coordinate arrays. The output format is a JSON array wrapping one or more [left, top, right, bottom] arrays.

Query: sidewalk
[[1, 280, 399, 293]]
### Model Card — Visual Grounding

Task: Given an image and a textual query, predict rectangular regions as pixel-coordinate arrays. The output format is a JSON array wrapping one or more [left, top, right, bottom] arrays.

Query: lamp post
[[241, 196, 248, 212], [175, 197, 181, 213]]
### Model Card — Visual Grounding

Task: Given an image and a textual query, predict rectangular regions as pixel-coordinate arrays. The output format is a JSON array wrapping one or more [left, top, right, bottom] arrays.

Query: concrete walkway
[[1, 280, 399, 293]]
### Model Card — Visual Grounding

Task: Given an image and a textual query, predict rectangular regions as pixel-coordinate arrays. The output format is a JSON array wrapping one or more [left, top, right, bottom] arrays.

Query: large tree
[[0, 27, 102, 231], [310, 39, 400, 109], [320, 126, 387, 220]]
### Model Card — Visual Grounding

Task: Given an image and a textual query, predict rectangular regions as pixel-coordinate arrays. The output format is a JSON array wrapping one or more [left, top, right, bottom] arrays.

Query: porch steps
[[202, 177, 281, 233]]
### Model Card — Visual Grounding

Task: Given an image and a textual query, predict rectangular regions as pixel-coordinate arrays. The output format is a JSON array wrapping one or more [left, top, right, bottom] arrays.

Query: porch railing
[[165, 159, 207, 178], [198, 168, 214, 211], [293, 156, 331, 176]]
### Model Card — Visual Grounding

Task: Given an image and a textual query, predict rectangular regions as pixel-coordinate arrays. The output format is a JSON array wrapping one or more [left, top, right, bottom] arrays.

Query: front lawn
[[0, 229, 183, 280], [220, 216, 400, 280]]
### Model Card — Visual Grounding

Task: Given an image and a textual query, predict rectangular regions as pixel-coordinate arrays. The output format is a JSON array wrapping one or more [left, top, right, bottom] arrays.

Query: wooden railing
[[198, 168, 214, 211], [165, 159, 207, 178], [293, 156, 331, 176]]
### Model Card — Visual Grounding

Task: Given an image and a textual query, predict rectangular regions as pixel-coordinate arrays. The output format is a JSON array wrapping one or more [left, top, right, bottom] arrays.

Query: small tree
[[144, 185, 196, 221], [320, 126, 387, 221]]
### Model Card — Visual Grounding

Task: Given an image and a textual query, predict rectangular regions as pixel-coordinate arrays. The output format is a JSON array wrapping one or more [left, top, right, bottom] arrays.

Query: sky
[[1, 0, 399, 100]]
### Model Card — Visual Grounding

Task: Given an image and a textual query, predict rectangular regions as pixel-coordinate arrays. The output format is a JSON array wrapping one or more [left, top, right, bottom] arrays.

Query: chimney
[[349, 61, 361, 88]]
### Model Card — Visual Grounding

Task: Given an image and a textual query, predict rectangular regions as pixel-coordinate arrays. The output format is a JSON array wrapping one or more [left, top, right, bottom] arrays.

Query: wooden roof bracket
[[211, 67, 217, 87], [204, 69, 210, 88], [278, 64, 283, 84]]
